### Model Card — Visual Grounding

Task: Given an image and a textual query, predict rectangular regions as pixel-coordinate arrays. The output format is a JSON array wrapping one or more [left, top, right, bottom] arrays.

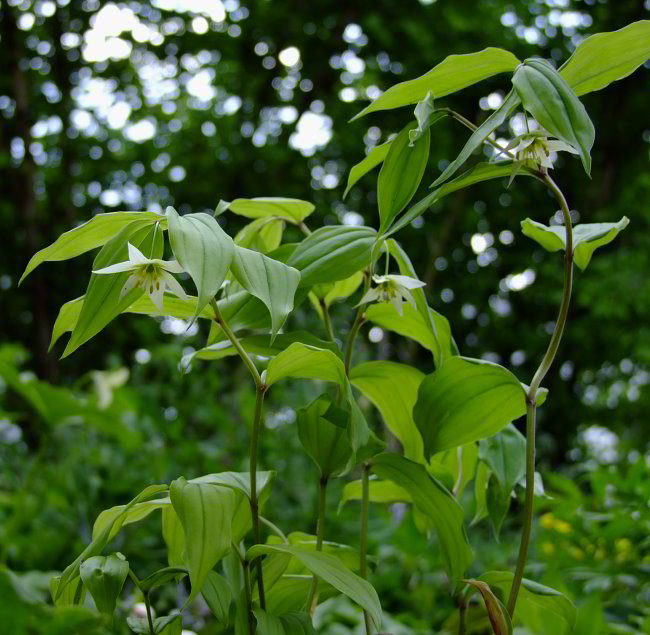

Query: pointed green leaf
[[253, 610, 316, 635], [230, 246, 301, 339], [170, 477, 236, 602], [371, 453, 473, 587], [352, 48, 520, 120], [156, 614, 182, 635], [50, 575, 86, 607], [93, 498, 169, 541], [409, 92, 442, 145], [140, 567, 187, 593], [437, 442, 479, 498], [378, 122, 431, 233], [20, 211, 162, 284], [472, 462, 490, 526], [288, 225, 376, 286], [254, 608, 285, 635], [311, 272, 364, 307], [432, 89, 520, 188], [79, 554, 129, 616], [350, 361, 425, 462], [520, 217, 629, 270], [560, 20, 650, 96], [339, 478, 412, 509], [344, 140, 392, 198], [414, 357, 527, 457], [464, 579, 513, 635], [162, 506, 186, 567], [246, 544, 382, 630], [265, 343, 346, 387], [479, 424, 526, 496], [202, 571, 232, 623], [167, 207, 234, 320], [235, 217, 284, 253], [227, 198, 315, 223]]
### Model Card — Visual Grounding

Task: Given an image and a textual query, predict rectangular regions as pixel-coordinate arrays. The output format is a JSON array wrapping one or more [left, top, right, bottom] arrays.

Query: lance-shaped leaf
[[343, 140, 392, 198], [167, 207, 234, 320], [352, 48, 520, 120], [371, 453, 473, 587], [409, 92, 442, 145], [464, 579, 513, 635], [230, 246, 301, 339], [432, 89, 520, 188], [170, 477, 236, 602], [560, 20, 650, 97], [93, 498, 170, 541], [350, 361, 424, 462], [62, 221, 162, 357], [140, 567, 188, 593], [247, 544, 382, 630], [378, 122, 431, 233], [479, 424, 526, 497], [20, 211, 163, 284], [288, 225, 376, 286], [226, 197, 315, 223], [202, 571, 232, 623], [520, 217, 629, 271], [414, 357, 527, 457], [79, 554, 129, 617], [512, 58, 595, 175]]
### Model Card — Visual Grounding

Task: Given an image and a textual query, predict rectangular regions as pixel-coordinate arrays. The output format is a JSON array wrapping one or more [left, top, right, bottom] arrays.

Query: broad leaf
[[202, 571, 232, 623], [432, 89, 520, 187], [479, 424, 526, 496], [465, 579, 513, 635], [230, 246, 301, 338], [378, 122, 431, 233], [350, 361, 424, 462], [93, 499, 169, 541], [520, 217, 629, 271], [437, 442, 479, 497], [472, 462, 490, 526], [560, 20, 650, 96], [254, 610, 316, 635], [169, 477, 236, 602], [20, 211, 162, 284], [79, 554, 129, 616], [265, 343, 346, 387], [343, 140, 392, 198], [352, 48, 520, 120], [235, 217, 285, 253], [167, 207, 234, 320], [339, 478, 412, 509], [287, 225, 376, 286], [247, 544, 382, 630], [371, 453, 473, 587], [311, 272, 364, 307], [162, 506, 185, 567], [140, 567, 187, 593], [414, 357, 527, 457], [227, 197, 315, 223]]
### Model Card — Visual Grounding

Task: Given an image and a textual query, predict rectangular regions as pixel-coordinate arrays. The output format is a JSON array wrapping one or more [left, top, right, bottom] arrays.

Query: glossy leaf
[[265, 342, 346, 387], [350, 361, 425, 462], [247, 544, 382, 630], [371, 453, 472, 586], [235, 217, 284, 253], [432, 89, 520, 187], [414, 357, 527, 457], [20, 211, 162, 284], [520, 217, 629, 271], [343, 140, 392, 198], [560, 20, 650, 96], [465, 579, 513, 635], [352, 48, 520, 120], [287, 225, 376, 286], [166, 207, 234, 320], [230, 246, 301, 338], [169, 477, 236, 602], [202, 571, 232, 623], [79, 554, 129, 616], [227, 197, 315, 223], [377, 122, 431, 233]]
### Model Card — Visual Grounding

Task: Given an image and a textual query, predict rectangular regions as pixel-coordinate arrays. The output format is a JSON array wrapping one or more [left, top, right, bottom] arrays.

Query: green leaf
[[155, 614, 182, 635], [479, 425, 526, 497], [201, 571, 232, 623], [311, 272, 364, 307], [20, 211, 162, 284], [409, 92, 442, 145], [377, 122, 431, 233], [472, 462, 490, 526], [79, 554, 129, 617], [343, 140, 392, 199], [479, 571, 576, 632], [437, 442, 479, 498], [351, 48, 520, 120], [350, 361, 424, 462], [431, 89, 520, 188], [93, 499, 169, 541], [486, 476, 510, 539], [162, 506, 185, 568], [253, 609, 285, 635], [139, 567, 187, 593], [230, 246, 301, 339], [246, 544, 382, 630], [235, 217, 284, 253], [371, 453, 472, 587], [287, 225, 376, 287], [253, 610, 316, 635], [50, 575, 86, 607], [414, 357, 527, 457], [227, 197, 315, 223], [62, 221, 163, 357], [512, 58, 595, 175], [169, 477, 236, 602], [167, 207, 234, 320], [265, 343, 346, 387], [339, 478, 412, 509], [520, 217, 630, 271], [559, 20, 650, 96], [464, 579, 513, 635], [386, 162, 536, 237], [297, 395, 353, 478]]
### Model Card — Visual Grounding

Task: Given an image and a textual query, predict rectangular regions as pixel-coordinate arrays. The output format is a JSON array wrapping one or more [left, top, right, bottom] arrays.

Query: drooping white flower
[[357, 274, 426, 316], [93, 242, 188, 311]]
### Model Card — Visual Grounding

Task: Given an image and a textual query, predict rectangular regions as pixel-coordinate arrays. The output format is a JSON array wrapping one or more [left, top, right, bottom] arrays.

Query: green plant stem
[[260, 516, 288, 543], [307, 475, 329, 613], [144, 592, 155, 635], [507, 173, 573, 616], [242, 559, 256, 635], [360, 462, 372, 634], [457, 596, 467, 635], [320, 298, 336, 342], [344, 271, 371, 374], [299, 221, 312, 236]]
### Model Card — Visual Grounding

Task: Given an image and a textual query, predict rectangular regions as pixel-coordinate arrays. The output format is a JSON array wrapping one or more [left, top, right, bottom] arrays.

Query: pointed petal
[[546, 140, 579, 155], [355, 288, 380, 308], [160, 259, 184, 274], [160, 270, 188, 301], [92, 261, 139, 275], [148, 279, 165, 311], [387, 274, 426, 289], [119, 273, 141, 301], [391, 295, 405, 317], [402, 289, 417, 309], [127, 242, 149, 264]]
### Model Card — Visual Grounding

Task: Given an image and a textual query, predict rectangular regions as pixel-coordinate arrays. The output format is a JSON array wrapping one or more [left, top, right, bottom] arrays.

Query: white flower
[[93, 242, 188, 311], [507, 131, 579, 170], [358, 274, 426, 316]]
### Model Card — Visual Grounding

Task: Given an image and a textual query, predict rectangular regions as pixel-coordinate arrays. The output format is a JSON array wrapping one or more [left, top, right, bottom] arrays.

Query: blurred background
[[1, 0, 649, 632]]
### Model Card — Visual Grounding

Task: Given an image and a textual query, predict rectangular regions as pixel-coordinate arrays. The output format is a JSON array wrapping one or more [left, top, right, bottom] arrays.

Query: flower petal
[[160, 270, 188, 301], [387, 274, 426, 289], [355, 288, 380, 308], [119, 273, 141, 301], [127, 242, 149, 265], [160, 259, 184, 274], [148, 278, 165, 311], [92, 261, 139, 274]]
